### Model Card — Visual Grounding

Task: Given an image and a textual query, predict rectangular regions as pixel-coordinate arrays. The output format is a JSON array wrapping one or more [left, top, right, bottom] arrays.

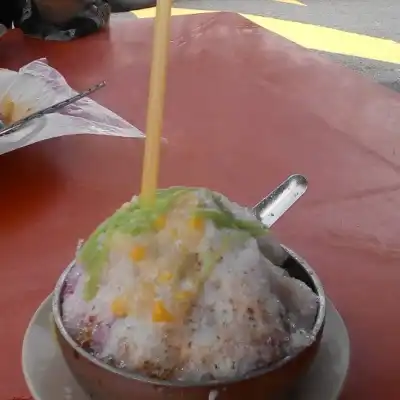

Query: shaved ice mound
[[61, 187, 319, 382]]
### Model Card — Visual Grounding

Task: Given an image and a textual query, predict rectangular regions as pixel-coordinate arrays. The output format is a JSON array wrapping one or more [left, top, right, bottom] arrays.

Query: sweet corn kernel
[[152, 300, 174, 323], [174, 290, 192, 301], [189, 215, 205, 231], [158, 271, 173, 283], [111, 296, 129, 318], [130, 245, 146, 262], [154, 215, 166, 230]]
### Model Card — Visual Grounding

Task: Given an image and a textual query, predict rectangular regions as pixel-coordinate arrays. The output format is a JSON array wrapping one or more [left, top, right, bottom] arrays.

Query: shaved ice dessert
[[61, 187, 319, 382]]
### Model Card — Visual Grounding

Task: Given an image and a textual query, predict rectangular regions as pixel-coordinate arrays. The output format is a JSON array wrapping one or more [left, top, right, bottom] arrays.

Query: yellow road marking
[[131, 8, 400, 64], [133, 7, 212, 18], [274, 0, 306, 5], [243, 14, 400, 64]]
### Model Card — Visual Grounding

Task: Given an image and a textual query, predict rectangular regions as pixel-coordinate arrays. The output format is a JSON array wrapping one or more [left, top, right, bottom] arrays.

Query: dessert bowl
[[52, 246, 325, 400], [52, 179, 326, 399]]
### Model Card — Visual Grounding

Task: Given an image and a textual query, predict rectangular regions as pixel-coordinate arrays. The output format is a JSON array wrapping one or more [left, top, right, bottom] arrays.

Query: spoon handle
[[253, 174, 308, 228]]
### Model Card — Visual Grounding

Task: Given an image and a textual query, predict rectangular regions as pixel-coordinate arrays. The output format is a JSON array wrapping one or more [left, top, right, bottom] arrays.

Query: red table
[[2, 12, 400, 399]]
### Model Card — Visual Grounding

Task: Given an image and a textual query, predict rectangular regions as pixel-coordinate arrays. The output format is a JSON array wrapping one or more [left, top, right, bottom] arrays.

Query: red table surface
[[1, 12, 400, 400]]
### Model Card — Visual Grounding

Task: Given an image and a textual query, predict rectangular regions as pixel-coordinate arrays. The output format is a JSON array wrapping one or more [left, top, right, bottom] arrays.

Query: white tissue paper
[[0, 58, 144, 155]]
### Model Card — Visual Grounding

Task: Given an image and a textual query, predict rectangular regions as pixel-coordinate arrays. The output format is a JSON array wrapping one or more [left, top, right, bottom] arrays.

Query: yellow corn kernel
[[158, 271, 173, 283], [174, 290, 192, 301], [154, 215, 166, 230], [130, 245, 146, 262], [111, 296, 129, 318], [152, 300, 174, 323], [189, 215, 205, 231]]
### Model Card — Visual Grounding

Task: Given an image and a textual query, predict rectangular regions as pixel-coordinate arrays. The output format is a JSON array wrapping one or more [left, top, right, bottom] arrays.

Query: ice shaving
[[61, 187, 319, 382]]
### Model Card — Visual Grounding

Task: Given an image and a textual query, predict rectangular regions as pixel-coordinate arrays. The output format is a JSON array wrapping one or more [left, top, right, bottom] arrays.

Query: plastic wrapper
[[0, 58, 143, 155]]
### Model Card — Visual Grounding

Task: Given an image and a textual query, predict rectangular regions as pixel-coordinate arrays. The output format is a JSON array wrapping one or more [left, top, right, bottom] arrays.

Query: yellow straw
[[140, 0, 173, 205]]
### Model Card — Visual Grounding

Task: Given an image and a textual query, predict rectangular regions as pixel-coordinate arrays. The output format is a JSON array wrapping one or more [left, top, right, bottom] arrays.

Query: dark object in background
[[0, 0, 24, 28], [18, 0, 111, 41], [0, 0, 157, 41], [0, 0, 158, 41]]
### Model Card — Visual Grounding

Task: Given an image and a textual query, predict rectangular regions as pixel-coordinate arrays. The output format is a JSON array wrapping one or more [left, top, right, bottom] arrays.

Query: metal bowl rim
[[52, 245, 326, 388]]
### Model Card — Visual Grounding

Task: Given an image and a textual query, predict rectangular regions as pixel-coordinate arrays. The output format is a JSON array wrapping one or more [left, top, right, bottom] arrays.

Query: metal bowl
[[52, 246, 326, 400]]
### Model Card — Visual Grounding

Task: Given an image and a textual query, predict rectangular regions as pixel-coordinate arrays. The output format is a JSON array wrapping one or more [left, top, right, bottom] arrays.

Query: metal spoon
[[253, 174, 308, 227]]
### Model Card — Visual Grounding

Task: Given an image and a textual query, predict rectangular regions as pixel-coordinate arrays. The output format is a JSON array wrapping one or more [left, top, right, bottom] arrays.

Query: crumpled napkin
[[0, 58, 144, 155]]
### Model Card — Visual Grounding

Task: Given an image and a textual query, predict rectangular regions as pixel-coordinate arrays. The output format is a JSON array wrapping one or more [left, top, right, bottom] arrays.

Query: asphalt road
[[175, 0, 400, 92]]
